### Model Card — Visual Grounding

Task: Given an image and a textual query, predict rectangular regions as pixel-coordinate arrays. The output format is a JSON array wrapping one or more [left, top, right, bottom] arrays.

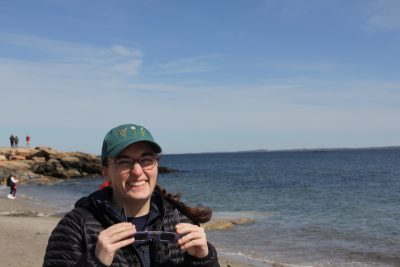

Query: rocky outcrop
[[202, 217, 255, 230], [0, 147, 101, 184], [0, 146, 176, 185]]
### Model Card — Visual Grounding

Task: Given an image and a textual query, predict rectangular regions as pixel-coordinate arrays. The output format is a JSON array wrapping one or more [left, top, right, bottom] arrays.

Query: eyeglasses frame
[[112, 154, 160, 173]]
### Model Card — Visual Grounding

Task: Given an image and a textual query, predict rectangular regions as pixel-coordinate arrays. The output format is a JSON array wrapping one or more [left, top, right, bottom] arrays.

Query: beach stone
[[203, 219, 235, 230], [202, 217, 255, 230], [158, 166, 177, 173]]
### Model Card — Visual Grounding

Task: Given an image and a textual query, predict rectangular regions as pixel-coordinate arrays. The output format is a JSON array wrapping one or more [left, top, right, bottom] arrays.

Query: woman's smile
[[126, 180, 147, 188]]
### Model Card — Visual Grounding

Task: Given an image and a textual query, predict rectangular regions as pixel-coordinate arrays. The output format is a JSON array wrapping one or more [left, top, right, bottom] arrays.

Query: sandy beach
[[0, 195, 256, 267]]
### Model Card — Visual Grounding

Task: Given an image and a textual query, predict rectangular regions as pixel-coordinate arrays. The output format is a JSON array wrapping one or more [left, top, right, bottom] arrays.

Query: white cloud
[[0, 34, 143, 76], [273, 61, 338, 71], [158, 55, 219, 74], [112, 60, 142, 76], [112, 45, 143, 57]]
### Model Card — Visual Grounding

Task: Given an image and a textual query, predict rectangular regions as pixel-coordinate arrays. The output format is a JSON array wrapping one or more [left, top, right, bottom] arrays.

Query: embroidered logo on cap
[[118, 128, 128, 137], [130, 126, 136, 135]]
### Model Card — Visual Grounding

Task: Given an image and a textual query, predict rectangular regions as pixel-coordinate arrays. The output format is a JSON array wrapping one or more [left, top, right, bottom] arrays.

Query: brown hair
[[155, 185, 212, 224]]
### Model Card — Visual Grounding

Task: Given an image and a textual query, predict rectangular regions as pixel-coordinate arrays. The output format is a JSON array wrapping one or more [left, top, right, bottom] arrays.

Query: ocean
[[5, 148, 400, 266]]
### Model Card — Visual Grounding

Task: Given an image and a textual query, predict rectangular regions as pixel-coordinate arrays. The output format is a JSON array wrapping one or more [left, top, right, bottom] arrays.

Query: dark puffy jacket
[[43, 187, 219, 267]]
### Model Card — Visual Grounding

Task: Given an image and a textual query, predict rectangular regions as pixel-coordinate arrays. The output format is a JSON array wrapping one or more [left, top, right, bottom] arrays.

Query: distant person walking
[[14, 135, 19, 148], [7, 175, 18, 199], [26, 135, 31, 148], [9, 134, 15, 148]]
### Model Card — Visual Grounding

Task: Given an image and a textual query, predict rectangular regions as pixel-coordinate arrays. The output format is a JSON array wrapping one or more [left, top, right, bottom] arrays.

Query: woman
[[43, 123, 219, 267]]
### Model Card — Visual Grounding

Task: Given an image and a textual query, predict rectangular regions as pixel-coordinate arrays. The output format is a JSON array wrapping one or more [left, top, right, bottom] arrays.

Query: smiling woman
[[43, 123, 220, 267], [103, 142, 160, 214]]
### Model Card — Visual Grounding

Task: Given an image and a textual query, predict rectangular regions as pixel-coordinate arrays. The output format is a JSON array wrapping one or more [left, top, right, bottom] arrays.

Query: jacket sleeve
[[43, 208, 107, 267], [183, 242, 220, 267]]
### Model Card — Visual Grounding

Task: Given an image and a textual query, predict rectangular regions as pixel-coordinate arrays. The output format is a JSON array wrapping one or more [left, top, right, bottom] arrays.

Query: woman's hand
[[95, 222, 136, 266], [176, 223, 209, 259]]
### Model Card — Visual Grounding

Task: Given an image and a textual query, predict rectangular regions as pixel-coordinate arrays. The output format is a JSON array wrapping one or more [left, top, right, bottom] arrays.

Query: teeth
[[128, 181, 146, 187]]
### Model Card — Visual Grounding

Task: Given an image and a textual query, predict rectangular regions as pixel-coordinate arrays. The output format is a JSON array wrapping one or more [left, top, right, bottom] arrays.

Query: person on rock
[[9, 134, 15, 148], [14, 135, 19, 148], [26, 135, 31, 148]]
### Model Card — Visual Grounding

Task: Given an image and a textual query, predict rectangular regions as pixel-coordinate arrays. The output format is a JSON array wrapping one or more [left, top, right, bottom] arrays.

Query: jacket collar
[[75, 186, 166, 228]]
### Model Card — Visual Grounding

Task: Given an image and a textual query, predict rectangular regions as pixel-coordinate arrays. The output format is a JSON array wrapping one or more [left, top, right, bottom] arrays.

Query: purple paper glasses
[[134, 231, 180, 243]]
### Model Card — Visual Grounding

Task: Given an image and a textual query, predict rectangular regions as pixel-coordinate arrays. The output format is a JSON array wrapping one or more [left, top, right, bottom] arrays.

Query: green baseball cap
[[101, 123, 162, 162]]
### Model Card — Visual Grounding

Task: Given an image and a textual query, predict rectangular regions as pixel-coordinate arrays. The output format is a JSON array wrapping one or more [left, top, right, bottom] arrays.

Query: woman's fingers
[[177, 230, 204, 246], [177, 232, 206, 250], [100, 223, 136, 244], [176, 223, 208, 259], [95, 222, 136, 266]]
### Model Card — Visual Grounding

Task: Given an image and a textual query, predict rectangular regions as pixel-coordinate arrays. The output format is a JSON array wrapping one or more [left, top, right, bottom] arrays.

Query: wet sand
[[0, 195, 256, 267]]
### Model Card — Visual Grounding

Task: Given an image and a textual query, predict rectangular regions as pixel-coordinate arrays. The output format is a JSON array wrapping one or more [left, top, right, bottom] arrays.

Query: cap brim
[[107, 139, 162, 159]]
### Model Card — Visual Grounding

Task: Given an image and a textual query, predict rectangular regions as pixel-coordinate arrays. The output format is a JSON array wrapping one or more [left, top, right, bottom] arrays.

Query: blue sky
[[0, 0, 399, 154]]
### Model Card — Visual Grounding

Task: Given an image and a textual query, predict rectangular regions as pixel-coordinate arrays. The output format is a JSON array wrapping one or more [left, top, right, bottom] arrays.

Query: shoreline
[[0, 193, 259, 267]]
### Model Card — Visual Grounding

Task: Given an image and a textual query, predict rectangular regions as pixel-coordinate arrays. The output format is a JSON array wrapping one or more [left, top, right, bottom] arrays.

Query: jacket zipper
[[153, 200, 169, 267], [122, 207, 146, 267]]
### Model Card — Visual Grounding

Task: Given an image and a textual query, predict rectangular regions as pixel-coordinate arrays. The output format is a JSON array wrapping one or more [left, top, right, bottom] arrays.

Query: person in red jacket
[[26, 135, 31, 148]]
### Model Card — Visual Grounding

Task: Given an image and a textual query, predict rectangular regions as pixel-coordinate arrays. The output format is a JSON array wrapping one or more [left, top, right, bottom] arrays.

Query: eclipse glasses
[[134, 231, 180, 243]]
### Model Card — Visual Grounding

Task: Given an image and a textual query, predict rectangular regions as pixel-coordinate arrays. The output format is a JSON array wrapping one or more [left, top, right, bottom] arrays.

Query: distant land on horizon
[[2, 145, 399, 157], [170, 145, 400, 155]]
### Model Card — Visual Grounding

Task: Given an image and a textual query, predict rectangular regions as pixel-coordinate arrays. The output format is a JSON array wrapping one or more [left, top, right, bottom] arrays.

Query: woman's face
[[103, 142, 158, 207]]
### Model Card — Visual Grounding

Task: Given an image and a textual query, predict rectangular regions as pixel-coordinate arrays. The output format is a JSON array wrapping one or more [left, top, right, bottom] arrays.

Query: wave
[[219, 250, 312, 267], [0, 185, 9, 190], [212, 210, 276, 219], [0, 210, 49, 217]]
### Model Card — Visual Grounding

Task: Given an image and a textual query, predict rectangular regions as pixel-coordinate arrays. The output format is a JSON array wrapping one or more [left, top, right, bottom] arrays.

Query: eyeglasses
[[113, 155, 159, 173], [133, 231, 180, 243]]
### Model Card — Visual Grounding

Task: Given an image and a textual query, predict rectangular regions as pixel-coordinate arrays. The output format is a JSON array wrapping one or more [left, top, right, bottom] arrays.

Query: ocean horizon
[[155, 145, 400, 156]]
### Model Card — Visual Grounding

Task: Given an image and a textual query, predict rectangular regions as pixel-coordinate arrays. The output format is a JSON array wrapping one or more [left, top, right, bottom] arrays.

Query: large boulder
[[60, 156, 81, 169], [29, 147, 58, 160], [0, 147, 103, 184], [33, 159, 67, 178]]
